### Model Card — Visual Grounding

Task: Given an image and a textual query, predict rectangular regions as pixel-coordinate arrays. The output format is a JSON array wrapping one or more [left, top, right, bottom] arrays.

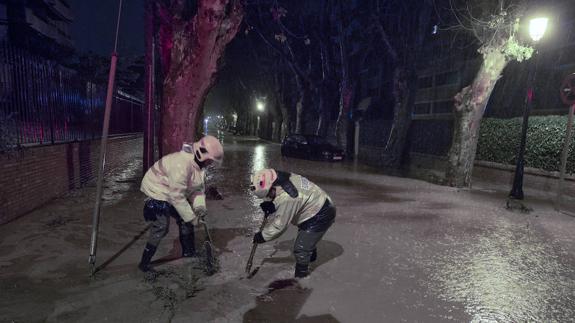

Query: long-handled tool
[[201, 220, 216, 275], [245, 212, 270, 277]]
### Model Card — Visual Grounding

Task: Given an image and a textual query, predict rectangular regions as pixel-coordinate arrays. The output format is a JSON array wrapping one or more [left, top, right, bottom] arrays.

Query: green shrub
[[477, 116, 575, 174]]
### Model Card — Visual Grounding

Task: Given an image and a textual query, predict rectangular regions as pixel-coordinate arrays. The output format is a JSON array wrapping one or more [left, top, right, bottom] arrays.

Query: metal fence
[[0, 42, 142, 149]]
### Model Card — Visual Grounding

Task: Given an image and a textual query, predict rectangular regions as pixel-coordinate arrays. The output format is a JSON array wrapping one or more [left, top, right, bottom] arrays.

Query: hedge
[[477, 115, 575, 174]]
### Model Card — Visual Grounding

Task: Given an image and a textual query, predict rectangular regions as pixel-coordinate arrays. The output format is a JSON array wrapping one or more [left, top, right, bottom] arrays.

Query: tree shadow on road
[[243, 279, 340, 323]]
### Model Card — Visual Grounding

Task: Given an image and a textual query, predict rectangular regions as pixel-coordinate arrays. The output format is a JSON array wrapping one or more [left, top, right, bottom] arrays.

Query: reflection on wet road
[[212, 135, 575, 322], [430, 219, 575, 322]]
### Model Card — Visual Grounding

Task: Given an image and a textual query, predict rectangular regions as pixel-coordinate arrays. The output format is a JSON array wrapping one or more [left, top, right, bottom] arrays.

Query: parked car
[[227, 126, 242, 135], [281, 134, 345, 161]]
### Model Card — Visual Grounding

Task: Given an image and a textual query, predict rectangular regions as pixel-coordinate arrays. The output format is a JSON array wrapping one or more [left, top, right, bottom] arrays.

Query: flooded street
[[1, 136, 575, 322]]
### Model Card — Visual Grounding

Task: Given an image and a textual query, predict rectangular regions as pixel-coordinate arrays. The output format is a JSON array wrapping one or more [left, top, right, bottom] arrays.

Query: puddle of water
[[427, 220, 575, 322]]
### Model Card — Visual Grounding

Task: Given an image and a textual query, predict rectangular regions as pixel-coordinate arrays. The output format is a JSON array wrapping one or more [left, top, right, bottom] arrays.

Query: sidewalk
[[0, 157, 200, 322]]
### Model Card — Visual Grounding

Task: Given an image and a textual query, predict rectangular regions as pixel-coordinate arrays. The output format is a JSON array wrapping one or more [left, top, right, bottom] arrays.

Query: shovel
[[245, 212, 270, 278], [201, 219, 216, 275]]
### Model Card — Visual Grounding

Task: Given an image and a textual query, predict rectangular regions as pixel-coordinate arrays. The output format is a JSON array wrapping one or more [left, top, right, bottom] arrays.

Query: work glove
[[191, 216, 204, 226], [191, 208, 207, 226], [259, 201, 276, 216], [253, 232, 266, 244]]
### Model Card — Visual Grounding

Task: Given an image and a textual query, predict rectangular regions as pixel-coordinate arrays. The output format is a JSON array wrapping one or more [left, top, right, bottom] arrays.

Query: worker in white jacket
[[251, 169, 336, 278], [138, 135, 223, 273]]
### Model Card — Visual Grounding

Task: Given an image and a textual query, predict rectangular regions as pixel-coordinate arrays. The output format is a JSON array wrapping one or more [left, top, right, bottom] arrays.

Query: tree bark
[[380, 0, 432, 168], [272, 75, 286, 141], [445, 50, 508, 187], [335, 82, 353, 148], [383, 66, 417, 167], [335, 0, 351, 148], [315, 23, 332, 137], [294, 76, 311, 134], [157, 0, 243, 154], [316, 81, 333, 137]]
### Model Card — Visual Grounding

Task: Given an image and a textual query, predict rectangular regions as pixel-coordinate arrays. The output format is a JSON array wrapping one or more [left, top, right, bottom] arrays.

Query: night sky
[[69, 0, 144, 56]]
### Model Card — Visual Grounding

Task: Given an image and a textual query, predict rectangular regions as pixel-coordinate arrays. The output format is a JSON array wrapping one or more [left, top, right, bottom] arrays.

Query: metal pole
[[89, 0, 123, 276], [509, 53, 538, 200], [556, 104, 575, 210], [143, 0, 154, 172], [354, 120, 360, 158]]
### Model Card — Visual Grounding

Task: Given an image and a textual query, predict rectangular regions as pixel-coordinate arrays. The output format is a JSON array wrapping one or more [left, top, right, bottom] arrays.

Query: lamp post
[[509, 16, 549, 200], [255, 99, 265, 136], [556, 74, 575, 214]]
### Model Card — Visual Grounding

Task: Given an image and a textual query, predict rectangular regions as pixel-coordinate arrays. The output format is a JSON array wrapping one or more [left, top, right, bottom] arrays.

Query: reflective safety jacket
[[262, 173, 331, 241], [140, 151, 206, 223]]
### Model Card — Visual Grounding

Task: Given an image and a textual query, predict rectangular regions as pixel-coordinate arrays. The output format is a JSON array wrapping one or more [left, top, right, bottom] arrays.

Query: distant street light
[[256, 100, 265, 112], [509, 16, 549, 201]]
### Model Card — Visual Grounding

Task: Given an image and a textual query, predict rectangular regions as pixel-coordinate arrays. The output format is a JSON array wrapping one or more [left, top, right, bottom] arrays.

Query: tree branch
[[371, 15, 398, 62]]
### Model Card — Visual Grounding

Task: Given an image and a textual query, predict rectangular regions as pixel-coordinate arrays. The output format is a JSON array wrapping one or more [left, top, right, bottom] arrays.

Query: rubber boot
[[294, 263, 309, 278], [138, 243, 157, 272], [310, 249, 317, 263], [180, 234, 196, 257]]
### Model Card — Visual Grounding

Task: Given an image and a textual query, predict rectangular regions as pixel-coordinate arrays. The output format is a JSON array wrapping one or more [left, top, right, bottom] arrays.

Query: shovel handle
[[245, 212, 270, 274], [202, 221, 212, 242], [245, 242, 258, 274]]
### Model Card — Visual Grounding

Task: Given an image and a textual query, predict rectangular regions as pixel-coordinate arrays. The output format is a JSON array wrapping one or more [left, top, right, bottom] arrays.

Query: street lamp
[[509, 16, 549, 201], [204, 117, 209, 135], [256, 100, 265, 112], [254, 99, 265, 137], [529, 17, 549, 42]]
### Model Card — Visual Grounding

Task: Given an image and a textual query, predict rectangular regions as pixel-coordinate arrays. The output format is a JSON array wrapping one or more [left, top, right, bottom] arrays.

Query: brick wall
[[0, 135, 142, 225]]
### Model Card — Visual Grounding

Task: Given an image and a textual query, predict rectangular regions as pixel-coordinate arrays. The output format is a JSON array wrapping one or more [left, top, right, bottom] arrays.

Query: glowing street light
[[508, 15, 549, 203], [256, 100, 265, 112], [529, 17, 548, 42]]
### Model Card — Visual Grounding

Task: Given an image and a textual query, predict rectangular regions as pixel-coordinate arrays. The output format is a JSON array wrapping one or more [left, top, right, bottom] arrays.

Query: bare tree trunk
[[272, 95, 286, 142], [380, 0, 432, 168], [294, 78, 310, 134], [295, 101, 303, 134], [383, 66, 416, 167], [315, 30, 332, 137], [445, 50, 508, 187], [316, 83, 332, 137], [157, 0, 243, 154], [335, 82, 352, 148], [280, 105, 289, 139], [335, 0, 351, 148], [274, 71, 289, 140]]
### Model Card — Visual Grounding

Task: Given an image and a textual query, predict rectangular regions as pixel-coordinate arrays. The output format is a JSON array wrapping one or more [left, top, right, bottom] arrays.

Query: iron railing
[[0, 42, 142, 150]]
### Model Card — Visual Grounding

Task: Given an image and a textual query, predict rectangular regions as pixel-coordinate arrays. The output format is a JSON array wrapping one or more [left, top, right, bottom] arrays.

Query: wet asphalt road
[[202, 135, 575, 322], [1, 134, 574, 322]]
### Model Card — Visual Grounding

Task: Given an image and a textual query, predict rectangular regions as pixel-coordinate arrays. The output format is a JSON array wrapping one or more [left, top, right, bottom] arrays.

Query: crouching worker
[[250, 169, 336, 278], [138, 135, 224, 273]]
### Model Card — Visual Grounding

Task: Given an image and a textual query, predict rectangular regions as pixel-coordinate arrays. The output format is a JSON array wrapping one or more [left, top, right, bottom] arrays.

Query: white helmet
[[184, 135, 224, 166], [251, 169, 277, 198]]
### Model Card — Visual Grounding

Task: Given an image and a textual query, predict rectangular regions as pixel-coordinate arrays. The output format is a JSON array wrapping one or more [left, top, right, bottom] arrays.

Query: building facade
[[0, 0, 73, 58]]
